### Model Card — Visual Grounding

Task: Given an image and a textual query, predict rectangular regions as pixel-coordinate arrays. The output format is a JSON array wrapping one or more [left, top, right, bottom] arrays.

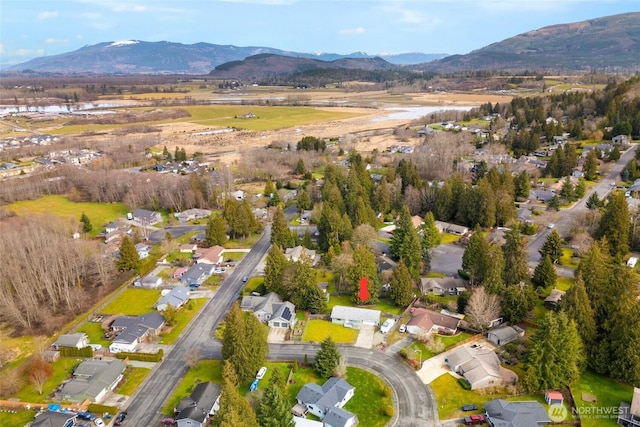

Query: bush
[[458, 378, 471, 390], [115, 349, 163, 362], [384, 404, 395, 417], [60, 347, 93, 358], [382, 385, 392, 397], [399, 348, 409, 359]]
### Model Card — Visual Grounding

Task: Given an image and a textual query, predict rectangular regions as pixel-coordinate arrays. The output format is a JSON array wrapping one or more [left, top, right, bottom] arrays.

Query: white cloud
[[76, 34, 84, 40], [37, 11, 58, 20], [45, 38, 69, 44], [112, 4, 147, 12], [339, 27, 366, 35], [14, 48, 45, 57]]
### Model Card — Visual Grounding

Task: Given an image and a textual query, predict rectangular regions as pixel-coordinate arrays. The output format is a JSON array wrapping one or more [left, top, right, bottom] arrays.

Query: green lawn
[[6, 195, 128, 237], [225, 233, 261, 249], [0, 329, 35, 371], [440, 332, 472, 349], [571, 370, 634, 427], [243, 277, 266, 296], [431, 373, 495, 419], [100, 288, 162, 315], [556, 276, 575, 291], [160, 298, 207, 344], [77, 322, 111, 347], [559, 248, 579, 268], [441, 233, 461, 244], [165, 251, 193, 263], [425, 272, 446, 278], [0, 410, 36, 427], [325, 295, 352, 313], [116, 367, 151, 395], [222, 251, 247, 261], [301, 320, 359, 344], [16, 357, 79, 403], [163, 360, 223, 414]]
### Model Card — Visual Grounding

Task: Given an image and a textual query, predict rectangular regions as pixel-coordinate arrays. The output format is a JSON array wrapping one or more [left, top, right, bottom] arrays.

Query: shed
[[545, 391, 564, 405]]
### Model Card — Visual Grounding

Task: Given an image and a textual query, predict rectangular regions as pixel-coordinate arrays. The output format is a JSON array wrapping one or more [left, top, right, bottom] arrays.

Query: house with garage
[[56, 359, 126, 403], [618, 387, 640, 427], [296, 377, 357, 425], [181, 263, 215, 287], [133, 208, 162, 225], [109, 312, 165, 353], [285, 246, 317, 264], [135, 274, 163, 288], [240, 292, 296, 329], [155, 285, 190, 311], [445, 346, 515, 390], [175, 382, 221, 427], [174, 208, 211, 222], [135, 243, 150, 259], [32, 411, 77, 427], [330, 305, 381, 329], [52, 333, 89, 350], [484, 399, 550, 427], [195, 245, 225, 265], [487, 325, 525, 346], [418, 277, 468, 296], [405, 308, 460, 336]]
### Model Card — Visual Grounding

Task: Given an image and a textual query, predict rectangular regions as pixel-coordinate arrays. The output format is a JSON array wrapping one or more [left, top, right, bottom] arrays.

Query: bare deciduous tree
[[183, 346, 202, 368], [28, 357, 53, 395], [464, 287, 502, 331], [350, 224, 377, 250]]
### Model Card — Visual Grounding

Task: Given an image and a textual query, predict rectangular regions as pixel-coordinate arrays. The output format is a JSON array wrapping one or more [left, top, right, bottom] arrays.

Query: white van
[[380, 318, 396, 334]]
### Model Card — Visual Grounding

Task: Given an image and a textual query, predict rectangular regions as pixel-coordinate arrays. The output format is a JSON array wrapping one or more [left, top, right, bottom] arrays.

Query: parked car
[[160, 418, 175, 425], [256, 366, 267, 380], [78, 412, 96, 421], [399, 324, 407, 333], [461, 404, 478, 411], [547, 223, 555, 229], [470, 343, 482, 349], [94, 418, 106, 427], [380, 318, 396, 334], [464, 414, 486, 425], [242, 276, 249, 283], [250, 379, 259, 391], [114, 411, 127, 426]]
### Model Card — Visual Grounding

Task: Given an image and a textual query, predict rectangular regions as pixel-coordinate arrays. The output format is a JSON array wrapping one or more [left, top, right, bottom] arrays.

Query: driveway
[[417, 351, 456, 384], [267, 327, 287, 343], [354, 325, 375, 348]]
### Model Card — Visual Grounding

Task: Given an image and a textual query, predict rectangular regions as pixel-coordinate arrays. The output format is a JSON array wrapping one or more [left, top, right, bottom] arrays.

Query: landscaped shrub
[[59, 347, 93, 358], [115, 349, 163, 362], [382, 385, 392, 397], [458, 378, 472, 390], [384, 404, 395, 417]]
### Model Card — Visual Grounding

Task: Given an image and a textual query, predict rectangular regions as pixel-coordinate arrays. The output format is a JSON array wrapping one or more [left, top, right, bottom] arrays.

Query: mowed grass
[[302, 320, 359, 344], [556, 276, 575, 291], [163, 360, 223, 414], [431, 373, 495, 419], [559, 248, 579, 268], [116, 367, 151, 396], [6, 195, 128, 236], [160, 298, 207, 344], [441, 233, 460, 244], [100, 288, 162, 315], [77, 322, 111, 347], [0, 411, 36, 427], [571, 370, 634, 427], [15, 357, 79, 403]]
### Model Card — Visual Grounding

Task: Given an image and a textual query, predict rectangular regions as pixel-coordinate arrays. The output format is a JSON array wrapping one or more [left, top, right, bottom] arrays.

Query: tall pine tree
[[314, 337, 342, 378], [389, 259, 414, 307], [502, 226, 530, 286], [597, 192, 630, 258]]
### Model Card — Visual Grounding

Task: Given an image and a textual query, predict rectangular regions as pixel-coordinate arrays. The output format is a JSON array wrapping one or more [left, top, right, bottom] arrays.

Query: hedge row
[[60, 347, 93, 357], [87, 403, 119, 416], [458, 378, 472, 390], [115, 349, 163, 362]]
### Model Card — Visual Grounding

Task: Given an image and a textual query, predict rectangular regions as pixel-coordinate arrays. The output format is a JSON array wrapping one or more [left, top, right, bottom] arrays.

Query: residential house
[[531, 190, 556, 203], [323, 407, 358, 427], [109, 312, 165, 353], [487, 325, 525, 346], [135, 243, 150, 259], [175, 382, 222, 427], [484, 399, 550, 427], [195, 245, 225, 265], [133, 208, 162, 225], [52, 333, 89, 350], [296, 377, 356, 421], [545, 391, 564, 405], [434, 221, 468, 235], [174, 208, 211, 222], [135, 274, 163, 288], [179, 243, 198, 254], [56, 359, 126, 403], [32, 411, 77, 427], [181, 263, 215, 287], [231, 190, 245, 201], [155, 286, 190, 311], [330, 306, 381, 329], [285, 246, 317, 264], [445, 346, 515, 390], [173, 266, 188, 279], [618, 387, 640, 427], [418, 277, 468, 296], [405, 308, 460, 336], [517, 208, 533, 224], [376, 255, 397, 273], [240, 292, 297, 329], [613, 134, 630, 145], [543, 289, 565, 310], [104, 221, 123, 234]]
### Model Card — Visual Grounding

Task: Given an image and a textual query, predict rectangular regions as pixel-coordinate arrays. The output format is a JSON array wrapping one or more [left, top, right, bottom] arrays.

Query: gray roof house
[[133, 208, 162, 225], [109, 312, 165, 354], [52, 333, 89, 350], [175, 382, 221, 427], [32, 411, 77, 427], [419, 277, 468, 296], [323, 406, 359, 427], [181, 263, 215, 287], [56, 359, 126, 403], [285, 246, 317, 264], [484, 399, 550, 427], [618, 387, 640, 427], [531, 190, 556, 203], [445, 346, 515, 390], [330, 305, 381, 329], [487, 325, 525, 346], [155, 285, 191, 311], [240, 292, 297, 328], [296, 377, 356, 421]]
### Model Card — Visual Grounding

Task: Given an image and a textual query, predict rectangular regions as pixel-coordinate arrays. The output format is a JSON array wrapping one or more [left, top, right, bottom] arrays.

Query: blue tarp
[[48, 403, 61, 412]]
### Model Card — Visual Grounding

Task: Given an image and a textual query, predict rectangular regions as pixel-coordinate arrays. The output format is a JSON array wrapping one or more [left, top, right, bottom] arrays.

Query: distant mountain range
[[3, 12, 640, 76]]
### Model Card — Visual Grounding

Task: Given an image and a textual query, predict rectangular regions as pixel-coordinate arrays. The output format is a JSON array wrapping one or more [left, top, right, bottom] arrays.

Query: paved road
[[123, 226, 272, 426]]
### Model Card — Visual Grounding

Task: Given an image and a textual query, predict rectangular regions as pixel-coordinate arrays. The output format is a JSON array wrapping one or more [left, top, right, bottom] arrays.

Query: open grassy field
[[116, 367, 151, 396], [100, 288, 162, 315], [5, 195, 128, 236], [571, 370, 634, 427], [302, 319, 359, 344], [431, 373, 494, 419]]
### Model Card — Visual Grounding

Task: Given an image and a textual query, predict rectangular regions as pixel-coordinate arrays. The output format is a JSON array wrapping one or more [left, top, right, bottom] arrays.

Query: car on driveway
[[78, 412, 95, 421], [461, 404, 478, 411], [94, 419, 106, 427], [464, 414, 486, 425], [380, 318, 396, 334], [250, 379, 259, 391], [470, 343, 482, 349], [399, 324, 406, 333]]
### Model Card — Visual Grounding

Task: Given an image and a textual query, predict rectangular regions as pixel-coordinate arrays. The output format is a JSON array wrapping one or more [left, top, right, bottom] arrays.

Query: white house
[[405, 308, 460, 336], [330, 306, 381, 329], [445, 346, 515, 390], [296, 378, 356, 421], [52, 333, 89, 350], [487, 325, 525, 346]]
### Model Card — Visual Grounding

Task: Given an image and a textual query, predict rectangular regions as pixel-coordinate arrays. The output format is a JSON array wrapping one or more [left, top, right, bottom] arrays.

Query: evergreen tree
[[348, 245, 380, 304], [532, 255, 557, 289], [162, 145, 170, 160], [271, 206, 291, 249], [116, 235, 140, 271], [317, 205, 342, 252], [373, 177, 391, 216], [462, 228, 490, 285], [212, 361, 259, 427], [484, 245, 505, 295], [420, 212, 442, 250], [547, 195, 561, 211], [609, 146, 621, 162], [287, 258, 326, 313], [295, 158, 306, 175], [586, 192, 602, 210], [522, 311, 584, 392], [389, 205, 422, 278], [257, 379, 295, 427], [80, 212, 92, 233], [575, 179, 587, 199], [389, 205, 411, 260], [559, 177, 575, 201], [297, 191, 311, 211], [314, 337, 342, 378], [263, 246, 289, 296], [501, 284, 536, 323], [502, 227, 530, 286], [597, 192, 630, 258], [561, 273, 597, 350], [539, 229, 563, 263], [514, 170, 531, 201], [389, 259, 414, 307], [583, 149, 598, 180], [205, 215, 228, 247]]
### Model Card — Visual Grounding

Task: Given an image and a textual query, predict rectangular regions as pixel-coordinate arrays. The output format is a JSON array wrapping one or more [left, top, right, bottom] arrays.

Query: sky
[[1, 0, 639, 67]]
